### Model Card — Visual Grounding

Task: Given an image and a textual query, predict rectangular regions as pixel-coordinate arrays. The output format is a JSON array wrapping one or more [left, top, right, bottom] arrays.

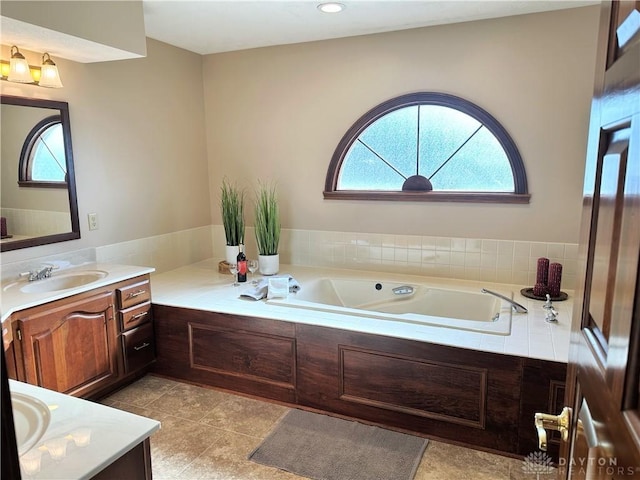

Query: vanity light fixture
[[1, 45, 64, 88], [38, 53, 63, 88], [7, 45, 33, 83], [317, 2, 345, 13]]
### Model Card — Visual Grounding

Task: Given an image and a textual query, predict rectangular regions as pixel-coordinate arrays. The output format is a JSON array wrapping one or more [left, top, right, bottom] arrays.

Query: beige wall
[[1, 6, 600, 265], [203, 6, 600, 243], [1, 39, 211, 262]]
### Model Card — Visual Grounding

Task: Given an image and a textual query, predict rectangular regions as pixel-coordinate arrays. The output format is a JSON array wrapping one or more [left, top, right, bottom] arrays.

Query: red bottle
[[237, 245, 247, 283]]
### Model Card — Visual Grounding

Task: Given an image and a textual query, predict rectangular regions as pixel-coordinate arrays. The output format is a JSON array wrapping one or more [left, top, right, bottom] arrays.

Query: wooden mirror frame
[[1, 95, 80, 252]]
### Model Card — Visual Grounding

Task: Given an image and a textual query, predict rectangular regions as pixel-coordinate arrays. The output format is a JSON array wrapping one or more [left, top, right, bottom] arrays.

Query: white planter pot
[[225, 245, 240, 265], [259, 254, 279, 275]]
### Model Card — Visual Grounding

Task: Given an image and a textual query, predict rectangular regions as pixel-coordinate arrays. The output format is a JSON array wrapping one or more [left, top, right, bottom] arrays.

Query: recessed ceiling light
[[318, 3, 345, 14]]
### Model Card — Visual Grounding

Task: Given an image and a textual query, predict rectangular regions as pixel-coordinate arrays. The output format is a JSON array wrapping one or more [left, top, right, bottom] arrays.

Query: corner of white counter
[[9, 379, 160, 479]]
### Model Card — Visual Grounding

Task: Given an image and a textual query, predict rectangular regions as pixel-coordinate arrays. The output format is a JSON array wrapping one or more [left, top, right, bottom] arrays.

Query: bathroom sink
[[11, 392, 51, 456], [14, 270, 109, 294]]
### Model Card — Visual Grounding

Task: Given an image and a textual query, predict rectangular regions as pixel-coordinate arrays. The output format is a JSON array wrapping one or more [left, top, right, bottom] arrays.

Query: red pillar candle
[[533, 282, 547, 297], [548, 263, 563, 297], [536, 257, 549, 286]]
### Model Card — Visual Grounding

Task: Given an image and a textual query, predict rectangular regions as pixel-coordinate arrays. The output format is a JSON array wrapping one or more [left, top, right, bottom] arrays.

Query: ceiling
[[0, 1, 598, 62], [143, 0, 597, 55]]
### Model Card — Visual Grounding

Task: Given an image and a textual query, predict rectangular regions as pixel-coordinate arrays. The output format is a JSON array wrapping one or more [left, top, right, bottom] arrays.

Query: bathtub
[[267, 277, 516, 335]]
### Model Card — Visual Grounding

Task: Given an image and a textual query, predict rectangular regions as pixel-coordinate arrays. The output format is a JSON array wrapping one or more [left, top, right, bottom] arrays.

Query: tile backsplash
[[1, 224, 578, 291], [212, 225, 579, 290], [95, 225, 213, 273]]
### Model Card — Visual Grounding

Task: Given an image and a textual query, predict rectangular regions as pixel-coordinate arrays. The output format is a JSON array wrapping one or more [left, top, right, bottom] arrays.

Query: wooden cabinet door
[[15, 290, 119, 397]]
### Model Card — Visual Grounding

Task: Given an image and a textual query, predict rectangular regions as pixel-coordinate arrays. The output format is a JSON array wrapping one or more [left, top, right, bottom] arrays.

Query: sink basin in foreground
[[5, 270, 109, 294], [11, 392, 51, 456]]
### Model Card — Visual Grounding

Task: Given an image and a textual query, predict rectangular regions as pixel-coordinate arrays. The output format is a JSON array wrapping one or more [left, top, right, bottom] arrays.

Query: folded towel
[[240, 275, 301, 301], [241, 279, 269, 301], [288, 275, 301, 293]]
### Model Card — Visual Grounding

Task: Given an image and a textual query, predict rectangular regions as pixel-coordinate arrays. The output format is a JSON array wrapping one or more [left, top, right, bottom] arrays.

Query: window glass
[[325, 93, 529, 203], [19, 115, 67, 187], [30, 123, 66, 182]]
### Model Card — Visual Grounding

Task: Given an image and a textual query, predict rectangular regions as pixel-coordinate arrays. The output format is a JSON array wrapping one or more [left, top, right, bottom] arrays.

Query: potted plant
[[220, 179, 245, 265], [254, 182, 281, 275]]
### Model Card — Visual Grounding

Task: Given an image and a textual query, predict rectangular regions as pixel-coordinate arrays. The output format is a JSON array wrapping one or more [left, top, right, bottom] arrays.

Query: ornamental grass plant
[[220, 179, 245, 246], [254, 182, 280, 256]]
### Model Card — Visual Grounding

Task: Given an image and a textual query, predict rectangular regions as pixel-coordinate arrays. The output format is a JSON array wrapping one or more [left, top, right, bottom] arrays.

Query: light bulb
[[39, 53, 63, 88], [318, 3, 345, 13], [8, 46, 33, 83]]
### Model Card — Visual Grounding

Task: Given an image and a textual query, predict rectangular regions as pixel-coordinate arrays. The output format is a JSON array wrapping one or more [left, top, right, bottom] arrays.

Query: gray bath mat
[[248, 409, 428, 480]]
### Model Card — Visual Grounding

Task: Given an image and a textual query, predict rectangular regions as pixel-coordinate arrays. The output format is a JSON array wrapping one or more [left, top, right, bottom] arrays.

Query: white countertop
[[151, 259, 572, 363], [9, 380, 160, 480], [1, 263, 155, 324]]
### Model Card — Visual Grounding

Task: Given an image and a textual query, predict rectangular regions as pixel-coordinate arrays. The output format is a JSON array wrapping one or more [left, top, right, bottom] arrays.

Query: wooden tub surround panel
[[188, 322, 296, 388], [153, 306, 297, 403], [151, 304, 566, 460], [295, 324, 519, 454], [338, 345, 487, 428]]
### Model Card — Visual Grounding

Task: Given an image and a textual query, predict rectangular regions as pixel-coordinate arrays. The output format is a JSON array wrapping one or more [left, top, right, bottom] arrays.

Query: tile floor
[[101, 375, 555, 480]]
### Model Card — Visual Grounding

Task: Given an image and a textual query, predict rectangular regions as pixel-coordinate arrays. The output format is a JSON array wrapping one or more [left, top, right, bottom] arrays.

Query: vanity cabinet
[[12, 290, 118, 398], [116, 277, 155, 374], [9, 274, 155, 399]]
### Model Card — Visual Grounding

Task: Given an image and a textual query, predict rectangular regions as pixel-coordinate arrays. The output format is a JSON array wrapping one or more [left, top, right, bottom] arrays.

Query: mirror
[[1, 96, 80, 252]]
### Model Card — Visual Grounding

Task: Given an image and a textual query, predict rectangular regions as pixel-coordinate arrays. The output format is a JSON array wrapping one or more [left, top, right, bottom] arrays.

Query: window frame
[[18, 114, 68, 189], [324, 92, 530, 203]]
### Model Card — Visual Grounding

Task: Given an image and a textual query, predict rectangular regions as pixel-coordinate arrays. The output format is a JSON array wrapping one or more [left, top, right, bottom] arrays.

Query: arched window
[[324, 93, 529, 203], [18, 115, 68, 188]]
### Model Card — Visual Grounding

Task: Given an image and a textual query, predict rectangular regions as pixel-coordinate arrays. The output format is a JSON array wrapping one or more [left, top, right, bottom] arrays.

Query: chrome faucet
[[20, 265, 56, 282], [481, 288, 528, 314], [392, 285, 414, 295], [543, 294, 558, 323]]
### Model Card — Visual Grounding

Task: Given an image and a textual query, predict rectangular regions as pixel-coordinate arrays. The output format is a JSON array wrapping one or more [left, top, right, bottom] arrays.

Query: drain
[[375, 283, 383, 290]]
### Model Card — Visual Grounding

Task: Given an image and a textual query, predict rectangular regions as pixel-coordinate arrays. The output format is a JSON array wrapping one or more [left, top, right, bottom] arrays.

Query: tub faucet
[[543, 294, 558, 323], [392, 285, 414, 295], [481, 288, 528, 314]]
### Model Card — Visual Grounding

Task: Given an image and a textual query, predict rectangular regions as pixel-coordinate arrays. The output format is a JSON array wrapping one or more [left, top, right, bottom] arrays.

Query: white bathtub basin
[[268, 278, 515, 335]]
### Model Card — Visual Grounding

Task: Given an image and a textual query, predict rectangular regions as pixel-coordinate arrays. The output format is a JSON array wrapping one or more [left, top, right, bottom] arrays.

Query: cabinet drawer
[[119, 301, 152, 331], [117, 279, 151, 309], [122, 322, 155, 374]]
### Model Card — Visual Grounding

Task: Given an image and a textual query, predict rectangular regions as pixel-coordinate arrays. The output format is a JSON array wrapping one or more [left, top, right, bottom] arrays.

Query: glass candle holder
[[20, 448, 42, 475], [71, 428, 92, 447], [44, 437, 68, 461]]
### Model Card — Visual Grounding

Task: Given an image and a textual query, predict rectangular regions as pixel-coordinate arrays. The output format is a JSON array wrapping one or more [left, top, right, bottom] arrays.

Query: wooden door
[[554, 1, 640, 478], [14, 290, 119, 398]]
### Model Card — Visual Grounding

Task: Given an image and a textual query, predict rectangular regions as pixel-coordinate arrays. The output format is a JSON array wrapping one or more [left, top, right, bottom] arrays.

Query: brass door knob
[[534, 406, 571, 451]]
